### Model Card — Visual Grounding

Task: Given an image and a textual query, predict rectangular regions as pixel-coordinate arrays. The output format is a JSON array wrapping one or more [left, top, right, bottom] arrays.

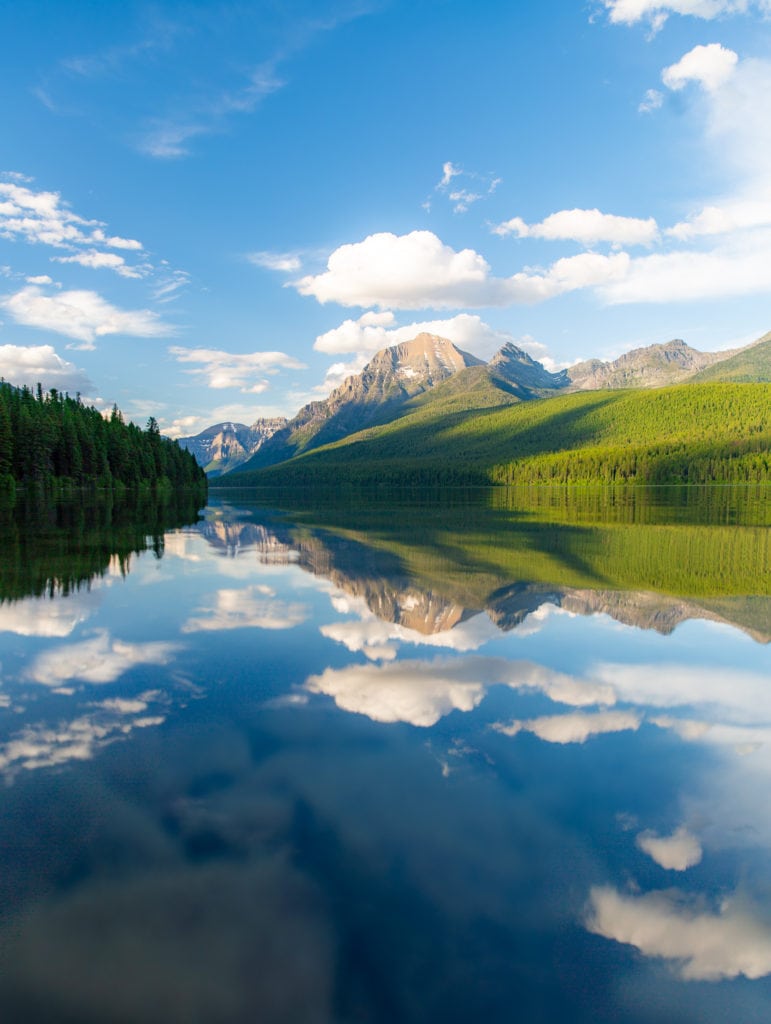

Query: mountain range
[[179, 330, 771, 476]]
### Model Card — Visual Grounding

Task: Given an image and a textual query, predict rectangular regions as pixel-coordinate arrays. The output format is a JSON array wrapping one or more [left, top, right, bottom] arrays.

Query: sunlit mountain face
[[0, 489, 768, 1022]]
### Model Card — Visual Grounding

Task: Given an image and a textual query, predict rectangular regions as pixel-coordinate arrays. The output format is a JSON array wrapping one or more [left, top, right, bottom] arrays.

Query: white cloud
[[587, 885, 771, 981], [51, 249, 148, 279], [439, 161, 462, 188], [169, 345, 306, 392], [182, 587, 308, 632], [599, 229, 771, 303], [26, 274, 54, 285], [636, 826, 703, 869], [496, 709, 641, 744], [0, 285, 174, 348], [707, 57, 771, 179], [592, 661, 771, 727], [639, 87, 664, 112], [0, 343, 93, 393], [314, 311, 543, 363], [153, 269, 191, 303], [248, 251, 303, 272], [432, 162, 500, 214], [163, 414, 209, 440], [306, 656, 618, 727], [492, 208, 659, 247], [662, 43, 738, 93], [25, 630, 179, 687], [295, 231, 493, 308], [90, 229, 143, 251], [667, 197, 771, 239], [294, 230, 630, 310], [137, 120, 210, 160], [0, 593, 97, 638], [603, 0, 770, 27], [0, 179, 146, 276], [0, 707, 165, 777], [320, 607, 502, 660], [306, 660, 487, 726]]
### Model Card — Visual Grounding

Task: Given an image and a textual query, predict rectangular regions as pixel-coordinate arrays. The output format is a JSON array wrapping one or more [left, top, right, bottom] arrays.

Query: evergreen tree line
[[0, 487, 205, 602], [0, 381, 206, 495]]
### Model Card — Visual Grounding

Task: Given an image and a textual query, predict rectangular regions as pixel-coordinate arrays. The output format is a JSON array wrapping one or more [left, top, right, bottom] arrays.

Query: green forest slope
[[218, 381, 771, 487]]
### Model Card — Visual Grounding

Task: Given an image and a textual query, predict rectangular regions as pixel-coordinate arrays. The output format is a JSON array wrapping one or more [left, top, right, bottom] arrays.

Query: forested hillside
[[0, 381, 206, 495], [218, 382, 771, 488]]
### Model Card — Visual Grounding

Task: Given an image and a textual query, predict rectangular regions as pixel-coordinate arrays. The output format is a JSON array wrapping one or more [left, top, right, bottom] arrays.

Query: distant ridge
[[566, 338, 730, 390], [177, 418, 287, 475], [195, 328, 770, 478], [686, 331, 771, 383]]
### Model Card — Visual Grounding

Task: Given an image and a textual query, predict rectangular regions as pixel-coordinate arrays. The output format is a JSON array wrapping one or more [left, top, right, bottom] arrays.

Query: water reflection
[[0, 491, 769, 1021]]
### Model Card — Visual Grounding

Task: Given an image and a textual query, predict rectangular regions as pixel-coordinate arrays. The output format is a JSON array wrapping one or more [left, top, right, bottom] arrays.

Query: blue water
[[0, 493, 768, 1022]]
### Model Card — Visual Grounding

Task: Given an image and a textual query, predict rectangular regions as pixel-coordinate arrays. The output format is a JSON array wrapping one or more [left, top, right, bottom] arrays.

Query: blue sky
[[2, 0, 771, 436]]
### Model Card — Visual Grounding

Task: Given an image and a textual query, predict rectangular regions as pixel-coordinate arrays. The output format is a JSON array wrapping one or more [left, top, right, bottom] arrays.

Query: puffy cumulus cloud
[[0, 593, 97, 638], [162, 414, 209, 440], [603, 0, 769, 27], [636, 826, 703, 870], [662, 43, 738, 93], [492, 208, 659, 247], [314, 310, 547, 363], [0, 285, 174, 348], [587, 885, 771, 981], [182, 587, 308, 633], [306, 656, 617, 727], [0, 343, 94, 393], [295, 231, 495, 309], [248, 251, 303, 272], [496, 709, 641, 744], [294, 230, 630, 310], [25, 630, 179, 687], [306, 660, 487, 726], [169, 345, 306, 393]]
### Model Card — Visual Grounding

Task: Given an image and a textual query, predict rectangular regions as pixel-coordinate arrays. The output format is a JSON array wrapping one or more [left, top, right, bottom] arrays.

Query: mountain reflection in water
[[0, 488, 768, 1023]]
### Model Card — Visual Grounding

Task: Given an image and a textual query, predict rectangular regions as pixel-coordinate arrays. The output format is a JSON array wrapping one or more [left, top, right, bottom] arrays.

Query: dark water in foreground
[[0, 486, 769, 1023]]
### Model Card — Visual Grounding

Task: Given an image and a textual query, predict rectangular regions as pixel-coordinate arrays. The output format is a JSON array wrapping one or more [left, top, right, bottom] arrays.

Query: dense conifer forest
[[0, 381, 206, 497], [218, 382, 771, 489]]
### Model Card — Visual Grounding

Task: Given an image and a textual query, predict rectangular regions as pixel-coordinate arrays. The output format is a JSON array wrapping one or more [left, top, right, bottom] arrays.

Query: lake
[[0, 485, 769, 1023]]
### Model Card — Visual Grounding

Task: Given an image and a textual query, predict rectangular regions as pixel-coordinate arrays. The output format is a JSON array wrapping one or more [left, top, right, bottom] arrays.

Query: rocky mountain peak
[[489, 341, 569, 391]]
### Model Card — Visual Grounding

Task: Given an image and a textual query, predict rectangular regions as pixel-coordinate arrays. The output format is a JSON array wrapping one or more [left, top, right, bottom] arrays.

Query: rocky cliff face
[[178, 417, 287, 475], [240, 333, 483, 470], [566, 339, 729, 390], [489, 342, 569, 391]]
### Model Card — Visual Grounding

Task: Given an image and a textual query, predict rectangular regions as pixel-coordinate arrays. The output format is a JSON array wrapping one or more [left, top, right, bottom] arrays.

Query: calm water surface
[[0, 487, 769, 1023]]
